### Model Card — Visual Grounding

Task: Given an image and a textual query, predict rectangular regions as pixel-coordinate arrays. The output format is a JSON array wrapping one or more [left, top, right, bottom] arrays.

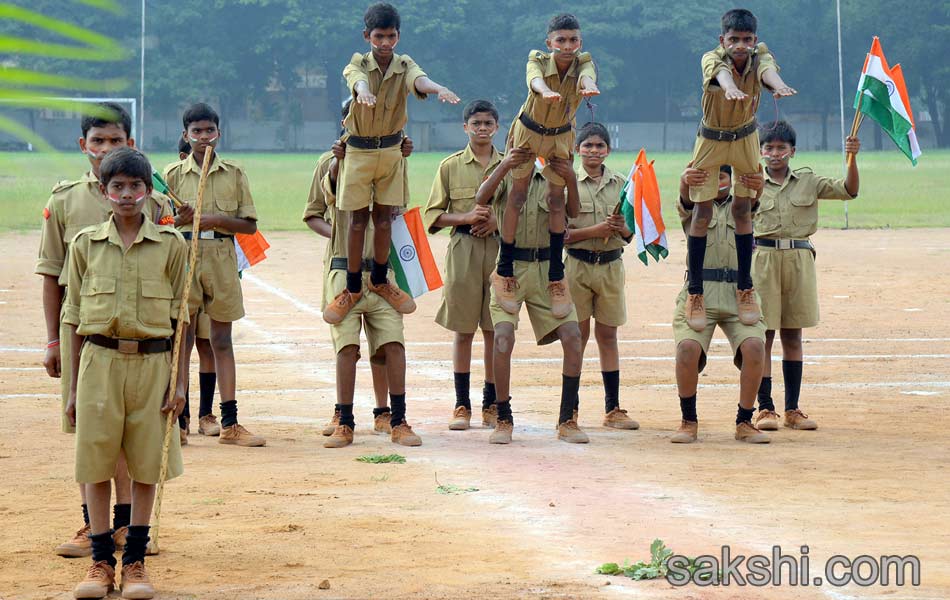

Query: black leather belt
[[454, 224, 473, 235], [329, 257, 382, 272], [87, 334, 172, 354], [755, 238, 813, 251], [181, 231, 234, 241], [699, 119, 757, 142], [518, 113, 572, 137], [512, 246, 551, 262], [345, 131, 404, 149], [702, 268, 739, 283], [567, 248, 623, 265]]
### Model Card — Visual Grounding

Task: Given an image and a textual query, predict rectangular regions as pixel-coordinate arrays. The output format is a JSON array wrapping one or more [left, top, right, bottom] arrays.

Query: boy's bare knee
[[337, 345, 360, 362], [739, 338, 765, 366], [494, 325, 515, 354], [559, 323, 583, 353], [676, 340, 702, 368], [732, 198, 752, 220], [209, 330, 232, 354]]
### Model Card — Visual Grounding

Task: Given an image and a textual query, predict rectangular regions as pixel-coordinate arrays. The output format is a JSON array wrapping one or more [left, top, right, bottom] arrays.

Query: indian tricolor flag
[[854, 37, 921, 165], [389, 207, 443, 298], [620, 149, 668, 265]]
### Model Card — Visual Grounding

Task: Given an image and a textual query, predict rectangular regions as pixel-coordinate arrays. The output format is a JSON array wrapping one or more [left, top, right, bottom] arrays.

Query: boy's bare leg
[[492, 176, 531, 314], [732, 196, 760, 325], [326, 346, 358, 447], [367, 206, 416, 314], [370, 359, 391, 433], [57, 484, 93, 557], [672, 340, 702, 443], [546, 183, 572, 318], [324, 209, 370, 324], [755, 330, 779, 428], [73, 481, 116, 597], [383, 342, 419, 446], [594, 321, 635, 429], [736, 338, 769, 443], [489, 323, 515, 443], [212, 319, 264, 446], [118, 482, 157, 596], [555, 322, 586, 443], [450, 332, 476, 429], [686, 202, 714, 332], [778, 328, 813, 429]]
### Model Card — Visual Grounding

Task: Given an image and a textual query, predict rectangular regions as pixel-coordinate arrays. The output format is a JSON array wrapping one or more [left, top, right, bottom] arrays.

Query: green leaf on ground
[[355, 454, 406, 464]]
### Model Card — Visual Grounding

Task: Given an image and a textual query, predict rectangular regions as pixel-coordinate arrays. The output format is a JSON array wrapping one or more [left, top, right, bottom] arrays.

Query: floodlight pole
[[140, 0, 146, 149], [836, 0, 849, 229]]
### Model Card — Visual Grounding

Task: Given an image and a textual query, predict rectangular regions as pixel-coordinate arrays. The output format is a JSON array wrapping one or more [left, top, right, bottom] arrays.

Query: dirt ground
[[1, 228, 948, 600]]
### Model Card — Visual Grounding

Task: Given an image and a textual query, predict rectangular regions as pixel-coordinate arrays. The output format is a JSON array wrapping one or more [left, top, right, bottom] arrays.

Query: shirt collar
[[365, 51, 406, 80], [461, 144, 502, 167], [543, 51, 578, 79], [90, 215, 162, 244], [183, 152, 227, 175], [764, 167, 798, 185]]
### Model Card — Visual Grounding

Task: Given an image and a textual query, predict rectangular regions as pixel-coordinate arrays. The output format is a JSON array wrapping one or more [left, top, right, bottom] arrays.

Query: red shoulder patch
[[43, 207, 51, 220], [159, 215, 175, 226]]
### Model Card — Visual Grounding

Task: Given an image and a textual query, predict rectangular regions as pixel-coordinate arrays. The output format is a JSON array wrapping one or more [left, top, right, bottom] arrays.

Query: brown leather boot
[[784, 409, 818, 430], [557, 419, 589, 444], [448, 406, 472, 430], [686, 294, 707, 332], [490, 271, 520, 314], [55, 523, 92, 558], [323, 290, 363, 324], [547, 279, 573, 319], [197, 414, 220, 436], [219, 424, 266, 447], [322, 410, 341, 436], [391, 422, 422, 446], [671, 420, 698, 443], [754, 409, 780, 431], [374, 411, 392, 434], [604, 407, 640, 430], [73, 560, 115, 598], [736, 288, 761, 326], [113, 526, 127, 552], [324, 424, 354, 448], [120, 561, 155, 599], [489, 420, 513, 444], [481, 405, 498, 428], [367, 281, 416, 314], [735, 421, 770, 443]]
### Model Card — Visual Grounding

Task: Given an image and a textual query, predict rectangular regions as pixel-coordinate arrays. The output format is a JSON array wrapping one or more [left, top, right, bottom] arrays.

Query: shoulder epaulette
[[158, 225, 186, 241], [531, 50, 548, 60], [51, 179, 82, 194], [793, 167, 814, 175], [576, 51, 593, 65]]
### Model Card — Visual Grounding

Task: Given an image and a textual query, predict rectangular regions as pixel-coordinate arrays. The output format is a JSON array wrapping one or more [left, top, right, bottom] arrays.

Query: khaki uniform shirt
[[495, 172, 551, 249], [423, 144, 502, 234], [343, 51, 427, 138], [567, 165, 627, 252], [163, 153, 258, 234], [755, 168, 854, 239], [701, 43, 778, 129], [519, 51, 596, 128], [36, 172, 174, 286], [62, 217, 189, 339], [678, 196, 738, 270]]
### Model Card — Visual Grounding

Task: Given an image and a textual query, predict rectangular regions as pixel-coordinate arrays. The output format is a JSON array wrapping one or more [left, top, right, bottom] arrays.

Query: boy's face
[[546, 29, 582, 62], [99, 174, 150, 219], [720, 29, 757, 62], [78, 123, 132, 167], [184, 120, 219, 154], [365, 27, 399, 58], [717, 170, 732, 200], [577, 135, 610, 167], [760, 140, 796, 171], [463, 112, 498, 143]]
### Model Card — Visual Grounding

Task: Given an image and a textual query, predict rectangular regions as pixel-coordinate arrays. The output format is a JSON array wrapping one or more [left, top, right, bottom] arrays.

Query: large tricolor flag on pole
[[853, 37, 921, 165], [389, 207, 443, 298], [620, 149, 668, 265]]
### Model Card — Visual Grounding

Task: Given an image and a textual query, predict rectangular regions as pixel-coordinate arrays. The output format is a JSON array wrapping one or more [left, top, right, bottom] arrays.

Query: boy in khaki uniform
[[673, 163, 770, 444], [423, 99, 504, 431], [35, 103, 172, 558], [475, 148, 587, 445], [324, 2, 459, 324], [316, 135, 422, 448], [684, 8, 796, 334], [752, 121, 860, 432], [63, 148, 187, 599], [564, 123, 639, 430], [484, 13, 599, 320], [164, 103, 264, 447]]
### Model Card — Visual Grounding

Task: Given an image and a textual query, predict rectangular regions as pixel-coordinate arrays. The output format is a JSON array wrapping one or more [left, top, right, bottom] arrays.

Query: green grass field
[[1, 149, 945, 231]]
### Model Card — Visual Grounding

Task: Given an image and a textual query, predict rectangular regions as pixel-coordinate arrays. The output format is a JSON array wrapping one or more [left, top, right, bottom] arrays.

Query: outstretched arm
[[715, 69, 748, 101], [414, 77, 460, 104], [761, 69, 796, 98], [530, 77, 562, 103]]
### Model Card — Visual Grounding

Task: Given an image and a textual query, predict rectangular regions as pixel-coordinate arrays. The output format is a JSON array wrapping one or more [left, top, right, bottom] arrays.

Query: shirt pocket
[[753, 194, 779, 234], [211, 177, 238, 214], [138, 279, 174, 328], [448, 186, 478, 213], [789, 192, 818, 228], [79, 276, 116, 324]]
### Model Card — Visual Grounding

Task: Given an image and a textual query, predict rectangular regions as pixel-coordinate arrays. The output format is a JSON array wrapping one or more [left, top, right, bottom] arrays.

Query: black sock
[[454, 372, 471, 410], [602, 370, 620, 413], [370, 260, 389, 286], [496, 397, 513, 423], [178, 388, 190, 429], [390, 393, 406, 427], [783, 360, 803, 412], [122, 525, 149, 566], [679, 395, 698, 422], [346, 270, 362, 294], [686, 235, 707, 295], [482, 382, 496, 410], [757, 376, 775, 412], [559, 375, 581, 424], [112, 504, 131, 530], [497, 241, 515, 278], [735, 232, 754, 290], [548, 230, 565, 281], [736, 404, 755, 425], [198, 372, 216, 417], [337, 403, 354, 428], [372, 406, 391, 417], [89, 530, 117, 567], [82, 504, 90, 526], [219, 400, 237, 428]]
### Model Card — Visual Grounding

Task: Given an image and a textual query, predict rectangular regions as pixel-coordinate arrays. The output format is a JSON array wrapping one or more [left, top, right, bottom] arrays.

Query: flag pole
[[836, 0, 848, 229]]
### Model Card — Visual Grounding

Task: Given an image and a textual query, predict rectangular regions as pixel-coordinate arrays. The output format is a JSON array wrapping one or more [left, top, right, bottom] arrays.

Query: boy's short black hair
[[99, 147, 152, 188], [364, 3, 400, 32], [759, 120, 796, 146], [81, 102, 132, 139], [177, 137, 192, 156], [182, 102, 220, 129], [721, 8, 757, 34], [576, 122, 610, 148], [548, 13, 581, 33], [463, 100, 499, 123], [719, 165, 733, 176]]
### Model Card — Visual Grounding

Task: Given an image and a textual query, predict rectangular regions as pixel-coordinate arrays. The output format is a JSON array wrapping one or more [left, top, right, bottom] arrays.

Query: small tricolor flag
[[534, 156, 546, 172], [854, 37, 921, 165], [388, 207, 442, 298], [235, 231, 270, 271], [620, 149, 668, 265]]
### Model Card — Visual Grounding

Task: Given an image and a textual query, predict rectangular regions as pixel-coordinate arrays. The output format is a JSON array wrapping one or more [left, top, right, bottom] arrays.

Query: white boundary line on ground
[[242, 272, 323, 318]]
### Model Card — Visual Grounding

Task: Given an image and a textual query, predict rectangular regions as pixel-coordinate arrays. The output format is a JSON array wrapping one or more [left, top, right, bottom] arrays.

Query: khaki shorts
[[436, 233, 499, 334], [690, 128, 760, 203], [74, 343, 183, 484], [490, 259, 578, 345], [337, 145, 406, 211], [324, 269, 404, 356], [752, 247, 819, 330], [195, 309, 211, 340], [189, 238, 245, 322], [59, 314, 74, 434], [672, 285, 766, 372], [509, 119, 574, 185], [565, 255, 626, 327]]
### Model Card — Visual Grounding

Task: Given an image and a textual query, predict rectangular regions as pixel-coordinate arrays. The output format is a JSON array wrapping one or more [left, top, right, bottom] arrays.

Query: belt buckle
[[199, 230, 215, 240], [718, 130, 737, 142], [777, 239, 792, 250], [592, 251, 604, 264], [723, 268, 735, 283], [117, 339, 139, 354], [373, 136, 383, 149]]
